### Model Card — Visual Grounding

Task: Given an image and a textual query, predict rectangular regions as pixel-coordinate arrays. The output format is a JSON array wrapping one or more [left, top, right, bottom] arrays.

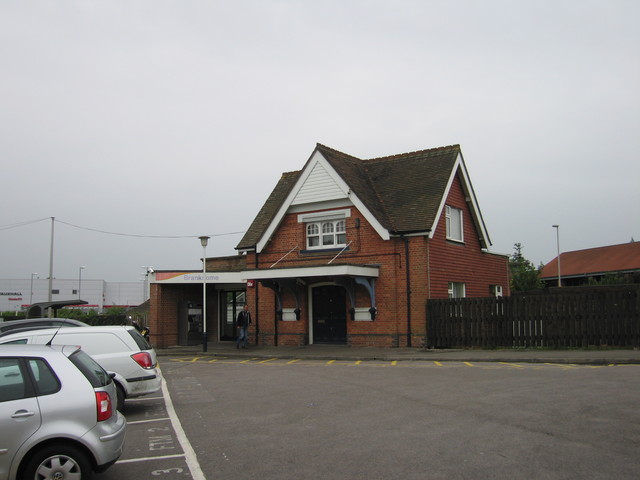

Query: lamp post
[[48, 217, 54, 317], [30, 273, 38, 305], [552, 225, 561, 287], [78, 266, 85, 300], [198, 236, 210, 352], [141, 266, 154, 301]]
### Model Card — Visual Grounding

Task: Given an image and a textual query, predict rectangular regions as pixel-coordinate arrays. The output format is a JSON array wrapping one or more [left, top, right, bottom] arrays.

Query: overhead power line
[[0, 217, 51, 231], [0, 218, 245, 239]]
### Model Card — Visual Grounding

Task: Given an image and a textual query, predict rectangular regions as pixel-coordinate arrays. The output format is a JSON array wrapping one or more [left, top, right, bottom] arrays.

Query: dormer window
[[298, 209, 350, 250]]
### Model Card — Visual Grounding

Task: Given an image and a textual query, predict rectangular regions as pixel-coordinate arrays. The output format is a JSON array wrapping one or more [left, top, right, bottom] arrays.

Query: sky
[[1, 0, 639, 283]]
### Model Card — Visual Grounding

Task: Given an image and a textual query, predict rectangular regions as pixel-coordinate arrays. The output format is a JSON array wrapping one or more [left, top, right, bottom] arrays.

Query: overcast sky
[[1, 0, 639, 284]]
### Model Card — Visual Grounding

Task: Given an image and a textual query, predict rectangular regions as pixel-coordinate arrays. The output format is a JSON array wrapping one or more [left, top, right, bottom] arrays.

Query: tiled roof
[[237, 171, 300, 250], [540, 242, 640, 279], [237, 143, 462, 250]]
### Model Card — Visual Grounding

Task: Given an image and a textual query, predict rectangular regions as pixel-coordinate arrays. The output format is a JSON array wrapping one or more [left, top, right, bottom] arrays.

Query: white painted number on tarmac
[[152, 467, 184, 475]]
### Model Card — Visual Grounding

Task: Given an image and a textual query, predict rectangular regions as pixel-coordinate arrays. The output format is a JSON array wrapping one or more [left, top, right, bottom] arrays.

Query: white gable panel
[[256, 147, 389, 253], [292, 161, 346, 205]]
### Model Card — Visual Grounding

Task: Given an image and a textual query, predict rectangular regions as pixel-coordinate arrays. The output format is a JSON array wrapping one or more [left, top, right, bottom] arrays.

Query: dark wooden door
[[312, 285, 346, 344]]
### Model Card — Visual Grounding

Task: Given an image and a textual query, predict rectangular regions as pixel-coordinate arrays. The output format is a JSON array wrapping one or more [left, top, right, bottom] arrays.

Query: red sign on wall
[[247, 280, 255, 288]]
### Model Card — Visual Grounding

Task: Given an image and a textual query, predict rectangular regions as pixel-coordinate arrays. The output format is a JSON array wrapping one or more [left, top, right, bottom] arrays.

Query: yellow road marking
[[499, 362, 525, 368], [544, 363, 576, 369], [166, 356, 634, 370]]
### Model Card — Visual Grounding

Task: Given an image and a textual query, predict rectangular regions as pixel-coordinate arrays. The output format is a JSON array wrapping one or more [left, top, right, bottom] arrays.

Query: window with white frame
[[446, 205, 464, 242], [306, 219, 346, 249], [448, 282, 465, 298], [490, 285, 503, 297]]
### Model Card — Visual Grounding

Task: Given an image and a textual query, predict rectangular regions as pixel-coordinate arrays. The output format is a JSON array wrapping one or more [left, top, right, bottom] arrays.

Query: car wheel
[[23, 444, 93, 480], [116, 383, 126, 411]]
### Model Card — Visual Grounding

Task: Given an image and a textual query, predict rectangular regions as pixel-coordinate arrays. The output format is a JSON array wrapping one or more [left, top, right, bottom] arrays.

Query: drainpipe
[[254, 250, 260, 345], [426, 236, 431, 347], [402, 235, 412, 347]]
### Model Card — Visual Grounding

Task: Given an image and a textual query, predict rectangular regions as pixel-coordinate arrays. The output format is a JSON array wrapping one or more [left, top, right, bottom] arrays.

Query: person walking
[[236, 304, 251, 349]]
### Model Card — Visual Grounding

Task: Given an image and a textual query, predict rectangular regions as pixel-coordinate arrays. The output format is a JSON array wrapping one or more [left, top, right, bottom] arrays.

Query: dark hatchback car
[[0, 318, 88, 338]]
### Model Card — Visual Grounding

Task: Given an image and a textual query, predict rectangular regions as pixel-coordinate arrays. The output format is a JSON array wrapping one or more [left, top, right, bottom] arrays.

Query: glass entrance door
[[221, 291, 245, 341]]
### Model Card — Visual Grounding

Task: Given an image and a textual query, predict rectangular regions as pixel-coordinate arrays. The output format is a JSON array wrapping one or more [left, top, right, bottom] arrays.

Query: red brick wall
[[149, 283, 180, 348], [427, 173, 510, 299], [243, 208, 420, 347], [243, 172, 509, 348]]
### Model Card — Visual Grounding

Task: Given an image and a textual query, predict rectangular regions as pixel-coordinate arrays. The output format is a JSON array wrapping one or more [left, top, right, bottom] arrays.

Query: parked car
[[0, 318, 88, 337], [0, 325, 161, 411], [0, 343, 126, 480]]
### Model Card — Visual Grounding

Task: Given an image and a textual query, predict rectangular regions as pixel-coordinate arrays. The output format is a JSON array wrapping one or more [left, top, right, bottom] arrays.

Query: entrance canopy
[[151, 271, 246, 284], [242, 264, 380, 320], [241, 264, 378, 281]]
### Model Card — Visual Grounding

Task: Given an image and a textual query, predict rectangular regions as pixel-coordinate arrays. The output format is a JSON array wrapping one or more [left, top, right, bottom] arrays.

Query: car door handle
[[12, 410, 36, 418]]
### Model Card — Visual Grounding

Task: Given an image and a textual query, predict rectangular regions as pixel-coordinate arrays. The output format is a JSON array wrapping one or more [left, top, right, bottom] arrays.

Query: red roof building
[[540, 242, 640, 286]]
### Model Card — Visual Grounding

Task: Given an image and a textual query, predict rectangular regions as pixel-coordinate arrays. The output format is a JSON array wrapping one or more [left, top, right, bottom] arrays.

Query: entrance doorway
[[312, 285, 347, 344], [221, 291, 245, 341]]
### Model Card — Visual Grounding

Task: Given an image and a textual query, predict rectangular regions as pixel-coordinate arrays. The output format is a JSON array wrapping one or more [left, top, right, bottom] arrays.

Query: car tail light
[[96, 391, 113, 422], [131, 352, 153, 369]]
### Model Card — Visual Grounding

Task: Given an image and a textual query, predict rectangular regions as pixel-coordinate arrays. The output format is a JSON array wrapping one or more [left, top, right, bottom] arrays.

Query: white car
[[0, 325, 161, 410]]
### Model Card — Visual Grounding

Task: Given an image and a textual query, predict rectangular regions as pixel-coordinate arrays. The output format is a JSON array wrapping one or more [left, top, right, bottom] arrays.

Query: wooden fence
[[426, 285, 640, 348]]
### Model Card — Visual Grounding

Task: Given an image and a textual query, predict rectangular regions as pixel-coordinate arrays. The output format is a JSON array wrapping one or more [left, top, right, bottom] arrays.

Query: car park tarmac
[[99, 345, 640, 480], [97, 381, 204, 480], [156, 353, 639, 480]]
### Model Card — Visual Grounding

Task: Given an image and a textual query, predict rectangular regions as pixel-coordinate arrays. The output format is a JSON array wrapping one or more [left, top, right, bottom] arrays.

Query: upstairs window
[[299, 209, 350, 251], [306, 220, 346, 249], [446, 205, 464, 242], [448, 282, 466, 299]]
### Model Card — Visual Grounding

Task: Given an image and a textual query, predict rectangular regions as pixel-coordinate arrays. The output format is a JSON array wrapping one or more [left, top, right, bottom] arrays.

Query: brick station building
[[149, 143, 510, 348]]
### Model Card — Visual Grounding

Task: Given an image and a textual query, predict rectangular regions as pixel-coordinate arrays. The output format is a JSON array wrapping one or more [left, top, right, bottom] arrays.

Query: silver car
[[0, 344, 126, 480]]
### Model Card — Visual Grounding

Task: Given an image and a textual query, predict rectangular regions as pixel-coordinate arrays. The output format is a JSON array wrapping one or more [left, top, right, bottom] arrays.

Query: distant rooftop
[[540, 241, 640, 279]]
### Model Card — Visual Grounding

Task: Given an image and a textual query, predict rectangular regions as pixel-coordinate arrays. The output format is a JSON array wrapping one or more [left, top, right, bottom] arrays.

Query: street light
[[552, 225, 561, 287], [78, 266, 85, 300], [141, 266, 154, 301], [198, 236, 210, 352], [30, 273, 38, 305]]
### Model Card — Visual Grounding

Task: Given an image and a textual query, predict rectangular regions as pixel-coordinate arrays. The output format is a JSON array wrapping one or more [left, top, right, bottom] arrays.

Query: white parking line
[[117, 453, 186, 464], [126, 396, 164, 402], [127, 417, 170, 425], [161, 368, 206, 480]]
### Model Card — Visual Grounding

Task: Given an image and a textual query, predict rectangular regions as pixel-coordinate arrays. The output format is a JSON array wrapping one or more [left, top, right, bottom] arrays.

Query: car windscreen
[[127, 328, 152, 350], [69, 349, 112, 388]]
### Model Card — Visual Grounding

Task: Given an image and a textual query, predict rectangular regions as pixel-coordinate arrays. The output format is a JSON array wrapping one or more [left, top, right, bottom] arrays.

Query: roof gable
[[292, 151, 348, 206], [236, 143, 492, 252]]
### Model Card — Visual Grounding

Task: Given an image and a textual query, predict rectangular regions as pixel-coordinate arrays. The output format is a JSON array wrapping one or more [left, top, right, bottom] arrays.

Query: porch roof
[[241, 264, 379, 281]]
